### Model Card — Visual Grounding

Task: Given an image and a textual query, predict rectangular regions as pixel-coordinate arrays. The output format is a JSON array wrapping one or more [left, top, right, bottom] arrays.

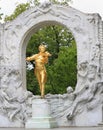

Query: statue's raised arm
[[26, 55, 36, 61]]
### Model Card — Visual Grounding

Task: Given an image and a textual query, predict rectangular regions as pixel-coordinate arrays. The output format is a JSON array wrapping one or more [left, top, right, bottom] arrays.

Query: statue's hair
[[39, 44, 46, 50]]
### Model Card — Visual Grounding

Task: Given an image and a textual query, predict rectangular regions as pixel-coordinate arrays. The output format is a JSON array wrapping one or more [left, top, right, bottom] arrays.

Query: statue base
[[25, 98, 58, 128], [25, 117, 57, 128], [98, 122, 103, 126]]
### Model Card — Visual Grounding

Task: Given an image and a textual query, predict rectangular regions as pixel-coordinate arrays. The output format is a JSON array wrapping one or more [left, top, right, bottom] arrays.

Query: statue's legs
[[41, 71, 47, 98], [35, 69, 47, 98], [35, 69, 42, 94]]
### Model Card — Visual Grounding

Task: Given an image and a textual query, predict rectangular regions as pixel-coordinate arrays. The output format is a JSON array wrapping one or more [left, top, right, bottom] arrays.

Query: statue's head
[[39, 44, 46, 52], [87, 63, 97, 81]]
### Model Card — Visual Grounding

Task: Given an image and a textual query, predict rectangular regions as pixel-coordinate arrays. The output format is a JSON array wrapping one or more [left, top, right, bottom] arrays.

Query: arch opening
[[20, 21, 77, 94]]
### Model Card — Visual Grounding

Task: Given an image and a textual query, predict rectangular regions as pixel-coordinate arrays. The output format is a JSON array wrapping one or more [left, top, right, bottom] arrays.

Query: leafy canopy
[[0, 7, 3, 20], [26, 25, 77, 95]]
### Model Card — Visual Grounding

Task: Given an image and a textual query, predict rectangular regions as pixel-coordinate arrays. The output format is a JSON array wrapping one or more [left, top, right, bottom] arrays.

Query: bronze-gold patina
[[26, 44, 51, 98]]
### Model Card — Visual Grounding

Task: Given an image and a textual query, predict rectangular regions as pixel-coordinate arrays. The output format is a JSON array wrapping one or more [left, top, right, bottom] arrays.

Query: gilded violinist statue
[[26, 44, 51, 98]]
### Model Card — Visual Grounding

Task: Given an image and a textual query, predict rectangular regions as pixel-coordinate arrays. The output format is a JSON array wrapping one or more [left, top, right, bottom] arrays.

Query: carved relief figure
[[66, 64, 98, 120], [76, 61, 88, 92], [26, 44, 51, 98], [0, 67, 33, 124], [91, 45, 100, 73]]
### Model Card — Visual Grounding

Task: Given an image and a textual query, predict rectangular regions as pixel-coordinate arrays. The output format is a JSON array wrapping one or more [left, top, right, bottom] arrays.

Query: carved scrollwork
[[39, 0, 52, 9]]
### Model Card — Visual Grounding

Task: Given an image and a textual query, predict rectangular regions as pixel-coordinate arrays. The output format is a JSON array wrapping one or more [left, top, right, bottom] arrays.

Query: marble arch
[[0, 2, 103, 127]]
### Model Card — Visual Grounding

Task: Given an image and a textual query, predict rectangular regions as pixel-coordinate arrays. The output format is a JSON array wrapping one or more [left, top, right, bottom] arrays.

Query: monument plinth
[[25, 98, 58, 128]]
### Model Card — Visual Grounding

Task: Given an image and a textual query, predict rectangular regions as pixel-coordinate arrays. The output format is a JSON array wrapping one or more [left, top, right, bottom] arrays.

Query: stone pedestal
[[25, 99, 58, 128], [98, 122, 103, 126], [98, 104, 103, 126]]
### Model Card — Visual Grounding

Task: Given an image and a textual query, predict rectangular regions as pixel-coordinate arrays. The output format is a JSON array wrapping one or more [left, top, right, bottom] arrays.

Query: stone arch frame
[[1, 3, 102, 92], [19, 5, 102, 92], [0, 2, 103, 127]]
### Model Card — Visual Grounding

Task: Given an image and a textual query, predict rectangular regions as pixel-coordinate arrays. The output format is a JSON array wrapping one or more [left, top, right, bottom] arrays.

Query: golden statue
[[26, 44, 51, 98]]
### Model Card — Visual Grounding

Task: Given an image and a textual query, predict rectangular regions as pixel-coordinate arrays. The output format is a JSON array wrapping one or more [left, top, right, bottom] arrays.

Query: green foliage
[[26, 25, 77, 95], [29, 0, 72, 6], [50, 0, 72, 5], [0, 7, 3, 20], [33, 0, 40, 6], [26, 25, 74, 63], [26, 69, 40, 95], [46, 42, 77, 94], [4, 3, 30, 22]]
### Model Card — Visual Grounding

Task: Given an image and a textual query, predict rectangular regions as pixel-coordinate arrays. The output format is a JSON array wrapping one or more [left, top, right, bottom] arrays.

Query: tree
[[50, 0, 72, 5], [4, 3, 30, 22], [0, 7, 3, 20], [29, 0, 72, 6], [26, 25, 74, 63], [26, 25, 77, 95], [46, 42, 77, 94]]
